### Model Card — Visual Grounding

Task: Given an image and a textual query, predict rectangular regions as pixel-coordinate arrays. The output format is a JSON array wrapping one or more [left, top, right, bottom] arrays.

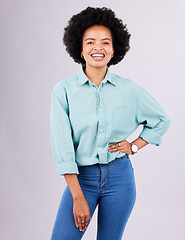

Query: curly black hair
[[63, 6, 131, 67]]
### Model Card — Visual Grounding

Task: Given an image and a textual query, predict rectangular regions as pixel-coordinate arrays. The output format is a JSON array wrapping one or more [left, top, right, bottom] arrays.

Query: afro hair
[[63, 6, 131, 67]]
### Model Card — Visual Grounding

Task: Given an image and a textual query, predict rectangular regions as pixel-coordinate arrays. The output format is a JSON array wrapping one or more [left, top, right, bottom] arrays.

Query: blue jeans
[[50, 154, 136, 240]]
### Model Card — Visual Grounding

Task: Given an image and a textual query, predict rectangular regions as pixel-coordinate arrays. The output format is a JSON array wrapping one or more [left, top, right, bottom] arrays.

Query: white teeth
[[91, 54, 105, 57]]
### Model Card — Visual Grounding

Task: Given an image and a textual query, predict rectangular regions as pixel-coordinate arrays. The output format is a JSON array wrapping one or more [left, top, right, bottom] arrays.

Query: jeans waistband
[[111, 154, 129, 163]]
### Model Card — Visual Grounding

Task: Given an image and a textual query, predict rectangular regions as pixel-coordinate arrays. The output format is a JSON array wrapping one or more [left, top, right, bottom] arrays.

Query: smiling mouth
[[91, 53, 105, 61]]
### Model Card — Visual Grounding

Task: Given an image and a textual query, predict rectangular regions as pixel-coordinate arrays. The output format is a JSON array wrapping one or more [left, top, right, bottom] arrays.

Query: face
[[81, 25, 114, 69]]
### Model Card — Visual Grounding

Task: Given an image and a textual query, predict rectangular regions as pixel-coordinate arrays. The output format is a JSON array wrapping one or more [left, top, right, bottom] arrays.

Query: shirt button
[[97, 89, 100, 92], [99, 148, 102, 151], [99, 108, 102, 112], [100, 129, 103, 132]]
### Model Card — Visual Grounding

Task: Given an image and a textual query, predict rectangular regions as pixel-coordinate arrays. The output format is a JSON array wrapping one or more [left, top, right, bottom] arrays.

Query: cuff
[[57, 161, 79, 176], [138, 127, 162, 146]]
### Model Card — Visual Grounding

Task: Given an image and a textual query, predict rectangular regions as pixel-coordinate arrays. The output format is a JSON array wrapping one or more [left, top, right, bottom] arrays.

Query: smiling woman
[[63, 6, 131, 67], [50, 6, 171, 240], [81, 25, 114, 65], [80, 25, 115, 85]]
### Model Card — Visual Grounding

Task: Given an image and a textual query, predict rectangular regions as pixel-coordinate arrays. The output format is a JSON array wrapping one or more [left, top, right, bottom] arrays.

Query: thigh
[[50, 174, 100, 240], [97, 157, 136, 240]]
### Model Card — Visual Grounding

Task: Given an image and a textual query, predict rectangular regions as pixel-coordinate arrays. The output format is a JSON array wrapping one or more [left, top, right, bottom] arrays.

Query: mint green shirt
[[50, 65, 171, 176]]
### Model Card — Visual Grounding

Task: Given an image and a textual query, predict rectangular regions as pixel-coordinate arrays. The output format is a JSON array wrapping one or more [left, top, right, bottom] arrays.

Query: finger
[[109, 145, 118, 151], [110, 147, 124, 153], [110, 148, 118, 152], [110, 143, 121, 149], [80, 217, 85, 228], [108, 145, 116, 150], [109, 143, 118, 148], [112, 144, 119, 149], [84, 216, 90, 229], [74, 216, 79, 228], [77, 218, 82, 230], [78, 217, 85, 231], [109, 142, 117, 146], [85, 215, 92, 229]]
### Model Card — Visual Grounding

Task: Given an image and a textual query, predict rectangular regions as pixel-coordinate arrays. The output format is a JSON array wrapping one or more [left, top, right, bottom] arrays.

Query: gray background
[[1, 0, 184, 239]]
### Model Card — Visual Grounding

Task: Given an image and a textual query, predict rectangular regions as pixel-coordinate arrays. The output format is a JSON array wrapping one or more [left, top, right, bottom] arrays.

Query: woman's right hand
[[73, 196, 92, 232]]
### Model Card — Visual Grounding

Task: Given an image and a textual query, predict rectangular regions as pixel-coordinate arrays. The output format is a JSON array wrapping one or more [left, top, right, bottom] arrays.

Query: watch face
[[132, 144, 138, 152]]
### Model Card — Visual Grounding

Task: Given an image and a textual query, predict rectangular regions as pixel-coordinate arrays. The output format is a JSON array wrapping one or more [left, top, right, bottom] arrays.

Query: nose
[[94, 45, 102, 50], [94, 47, 102, 50]]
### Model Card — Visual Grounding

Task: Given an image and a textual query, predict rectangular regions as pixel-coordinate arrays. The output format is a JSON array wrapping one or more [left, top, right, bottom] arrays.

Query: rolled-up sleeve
[[50, 84, 79, 176], [135, 84, 171, 146]]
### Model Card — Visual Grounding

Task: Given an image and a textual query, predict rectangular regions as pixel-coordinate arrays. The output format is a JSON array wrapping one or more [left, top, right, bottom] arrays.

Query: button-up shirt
[[50, 65, 171, 176]]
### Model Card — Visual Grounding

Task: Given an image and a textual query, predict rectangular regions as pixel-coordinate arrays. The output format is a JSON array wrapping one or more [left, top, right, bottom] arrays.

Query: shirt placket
[[89, 80, 107, 163]]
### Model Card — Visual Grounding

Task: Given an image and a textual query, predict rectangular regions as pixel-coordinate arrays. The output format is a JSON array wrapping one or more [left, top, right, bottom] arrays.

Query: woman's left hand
[[108, 140, 132, 155]]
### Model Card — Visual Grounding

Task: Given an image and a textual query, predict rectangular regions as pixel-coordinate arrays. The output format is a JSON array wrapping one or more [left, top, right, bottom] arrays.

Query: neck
[[83, 64, 108, 87]]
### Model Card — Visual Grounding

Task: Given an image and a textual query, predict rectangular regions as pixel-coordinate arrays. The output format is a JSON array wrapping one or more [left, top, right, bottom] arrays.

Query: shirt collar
[[76, 65, 116, 86]]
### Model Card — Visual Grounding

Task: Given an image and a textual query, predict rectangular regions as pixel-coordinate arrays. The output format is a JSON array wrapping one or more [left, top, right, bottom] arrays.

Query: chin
[[87, 61, 108, 69]]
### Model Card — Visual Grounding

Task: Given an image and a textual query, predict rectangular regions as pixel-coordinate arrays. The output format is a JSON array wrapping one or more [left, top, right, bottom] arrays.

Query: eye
[[103, 42, 109, 44], [87, 42, 94, 44]]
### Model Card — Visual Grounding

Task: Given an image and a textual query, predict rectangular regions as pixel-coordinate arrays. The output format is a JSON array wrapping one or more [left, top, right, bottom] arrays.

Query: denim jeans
[[50, 154, 136, 240]]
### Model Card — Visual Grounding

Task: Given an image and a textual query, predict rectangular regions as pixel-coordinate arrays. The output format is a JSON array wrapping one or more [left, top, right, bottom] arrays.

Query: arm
[[64, 174, 85, 200], [132, 137, 149, 150], [50, 84, 91, 231], [64, 174, 92, 232], [135, 84, 171, 146], [50, 84, 84, 197], [108, 85, 171, 154], [50, 84, 79, 175]]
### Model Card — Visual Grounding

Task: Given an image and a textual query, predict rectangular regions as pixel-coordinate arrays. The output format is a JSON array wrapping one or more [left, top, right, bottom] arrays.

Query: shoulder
[[111, 72, 153, 102], [51, 72, 77, 96], [112, 72, 143, 92]]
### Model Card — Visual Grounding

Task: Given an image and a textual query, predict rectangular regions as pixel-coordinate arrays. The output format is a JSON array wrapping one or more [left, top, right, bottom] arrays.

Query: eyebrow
[[85, 38, 111, 41]]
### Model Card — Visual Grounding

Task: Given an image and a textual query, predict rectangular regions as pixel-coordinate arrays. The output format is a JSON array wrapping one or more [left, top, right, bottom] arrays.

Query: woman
[[50, 6, 171, 240]]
